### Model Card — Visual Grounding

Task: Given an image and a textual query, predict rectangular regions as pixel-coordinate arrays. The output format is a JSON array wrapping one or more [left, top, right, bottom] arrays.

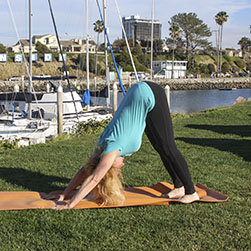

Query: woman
[[53, 81, 199, 210]]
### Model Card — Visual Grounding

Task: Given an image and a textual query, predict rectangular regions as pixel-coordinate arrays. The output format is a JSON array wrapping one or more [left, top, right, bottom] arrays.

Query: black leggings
[[145, 81, 195, 194]]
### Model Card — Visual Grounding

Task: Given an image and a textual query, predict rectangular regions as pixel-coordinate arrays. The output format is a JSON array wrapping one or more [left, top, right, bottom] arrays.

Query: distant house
[[153, 60, 187, 79], [224, 48, 243, 58], [9, 34, 96, 55], [32, 34, 58, 52], [10, 39, 36, 53], [61, 39, 96, 53]]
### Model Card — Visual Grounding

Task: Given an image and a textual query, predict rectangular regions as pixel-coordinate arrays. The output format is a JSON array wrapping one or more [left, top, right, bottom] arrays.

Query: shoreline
[[154, 77, 251, 90], [0, 77, 251, 92]]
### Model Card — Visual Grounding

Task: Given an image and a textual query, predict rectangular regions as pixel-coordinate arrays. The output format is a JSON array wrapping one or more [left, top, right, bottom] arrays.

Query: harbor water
[[93, 88, 251, 114]]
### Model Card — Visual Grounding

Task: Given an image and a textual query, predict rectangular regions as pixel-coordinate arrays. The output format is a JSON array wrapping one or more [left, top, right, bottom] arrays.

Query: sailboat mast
[[103, 0, 110, 107], [85, 0, 90, 110], [150, 0, 154, 80], [28, 0, 32, 119]]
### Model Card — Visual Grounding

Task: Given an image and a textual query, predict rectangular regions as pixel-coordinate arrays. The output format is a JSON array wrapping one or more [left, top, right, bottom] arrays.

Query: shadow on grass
[[185, 124, 251, 137], [0, 168, 70, 192], [176, 137, 251, 162]]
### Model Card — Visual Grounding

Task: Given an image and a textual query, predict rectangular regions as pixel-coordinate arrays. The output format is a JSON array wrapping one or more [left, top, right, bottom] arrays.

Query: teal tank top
[[98, 81, 155, 156]]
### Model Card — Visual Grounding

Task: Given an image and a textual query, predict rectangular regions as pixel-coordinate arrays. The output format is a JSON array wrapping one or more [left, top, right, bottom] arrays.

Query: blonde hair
[[85, 146, 125, 206]]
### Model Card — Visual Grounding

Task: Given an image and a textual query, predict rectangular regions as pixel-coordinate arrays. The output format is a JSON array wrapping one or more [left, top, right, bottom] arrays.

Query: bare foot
[[178, 192, 199, 204], [163, 186, 185, 199]]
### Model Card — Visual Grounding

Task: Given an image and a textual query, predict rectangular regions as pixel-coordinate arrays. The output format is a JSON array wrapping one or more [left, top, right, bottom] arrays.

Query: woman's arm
[[44, 166, 88, 201], [58, 165, 89, 201], [54, 150, 120, 209]]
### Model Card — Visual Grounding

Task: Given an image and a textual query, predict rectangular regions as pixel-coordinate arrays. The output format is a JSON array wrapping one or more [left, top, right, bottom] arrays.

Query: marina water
[[93, 88, 251, 114]]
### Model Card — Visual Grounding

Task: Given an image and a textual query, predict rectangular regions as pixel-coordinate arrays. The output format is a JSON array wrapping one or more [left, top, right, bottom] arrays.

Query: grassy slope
[[1, 54, 249, 80], [194, 55, 215, 65], [0, 102, 250, 250]]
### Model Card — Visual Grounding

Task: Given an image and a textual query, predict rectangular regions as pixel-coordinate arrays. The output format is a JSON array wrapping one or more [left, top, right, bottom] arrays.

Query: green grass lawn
[[0, 102, 250, 250]]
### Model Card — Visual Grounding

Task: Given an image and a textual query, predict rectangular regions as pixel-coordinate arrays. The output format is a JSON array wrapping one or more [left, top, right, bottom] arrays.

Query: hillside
[[0, 54, 250, 80]]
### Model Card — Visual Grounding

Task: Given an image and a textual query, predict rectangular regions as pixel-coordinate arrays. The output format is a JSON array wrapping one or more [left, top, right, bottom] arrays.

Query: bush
[[0, 43, 7, 53], [207, 63, 215, 74], [222, 62, 230, 74], [223, 54, 232, 63], [0, 138, 18, 150], [246, 63, 251, 72], [73, 118, 111, 136], [199, 64, 208, 74], [234, 58, 245, 69], [231, 65, 240, 73]]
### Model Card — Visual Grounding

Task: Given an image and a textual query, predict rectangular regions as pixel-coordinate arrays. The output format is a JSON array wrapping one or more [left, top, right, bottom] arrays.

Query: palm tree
[[169, 24, 182, 79], [215, 11, 228, 74], [238, 37, 251, 59], [93, 20, 104, 76]]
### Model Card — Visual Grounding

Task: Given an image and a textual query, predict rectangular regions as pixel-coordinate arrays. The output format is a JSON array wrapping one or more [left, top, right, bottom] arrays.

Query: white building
[[10, 35, 97, 54], [32, 34, 58, 52], [153, 60, 187, 79], [224, 49, 243, 58], [61, 39, 96, 53], [10, 39, 36, 53]]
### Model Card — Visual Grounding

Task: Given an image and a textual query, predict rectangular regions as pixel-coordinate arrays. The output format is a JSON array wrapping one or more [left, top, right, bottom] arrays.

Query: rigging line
[[47, 0, 79, 121], [7, 0, 30, 81], [6, 0, 43, 119], [114, 0, 139, 82], [95, 0, 126, 95]]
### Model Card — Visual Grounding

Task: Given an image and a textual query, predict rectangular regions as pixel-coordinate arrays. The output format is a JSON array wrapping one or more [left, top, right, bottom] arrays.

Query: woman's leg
[[145, 81, 196, 195]]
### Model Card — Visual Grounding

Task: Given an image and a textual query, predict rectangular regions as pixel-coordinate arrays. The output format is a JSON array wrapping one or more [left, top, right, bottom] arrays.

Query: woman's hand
[[41, 193, 65, 201], [51, 201, 73, 210], [57, 194, 65, 202]]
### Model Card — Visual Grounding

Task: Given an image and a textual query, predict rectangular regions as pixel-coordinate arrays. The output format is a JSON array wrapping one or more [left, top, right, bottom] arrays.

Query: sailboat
[[0, 0, 112, 146]]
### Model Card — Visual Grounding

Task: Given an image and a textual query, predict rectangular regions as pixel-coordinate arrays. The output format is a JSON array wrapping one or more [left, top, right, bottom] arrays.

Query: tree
[[199, 63, 208, 74], [112, 39, 128, 52], [153, 39, 163, 55], [115, 46, 148, 72], [215, 11, 228, 74], [35, 41, 52, 54], [93, 20, 104, 75], [169, 12, 212, 72], [0, 43, 7, 53], [169, 24, 182, 78], [238, 37, 251, 59]]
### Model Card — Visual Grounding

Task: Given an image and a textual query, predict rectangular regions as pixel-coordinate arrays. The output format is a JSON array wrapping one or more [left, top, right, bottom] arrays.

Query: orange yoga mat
[[0, 182, 228, 211]]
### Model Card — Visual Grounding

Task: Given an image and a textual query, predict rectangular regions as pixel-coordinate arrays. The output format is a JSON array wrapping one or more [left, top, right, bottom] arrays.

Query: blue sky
[[0, 0, 251, 49]]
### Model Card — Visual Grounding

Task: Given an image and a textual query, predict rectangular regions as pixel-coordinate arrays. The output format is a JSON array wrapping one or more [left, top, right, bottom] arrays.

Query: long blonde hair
[[85, 146, 125, 206]]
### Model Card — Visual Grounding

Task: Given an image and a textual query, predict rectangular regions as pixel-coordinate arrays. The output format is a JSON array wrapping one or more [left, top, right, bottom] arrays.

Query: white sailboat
[[0, 0, 112, 146]]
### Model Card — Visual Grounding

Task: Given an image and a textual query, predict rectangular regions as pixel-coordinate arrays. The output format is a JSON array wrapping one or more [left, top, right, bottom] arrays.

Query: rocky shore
[[0, 77, 251, 92], [156, 77, 251, 90]]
